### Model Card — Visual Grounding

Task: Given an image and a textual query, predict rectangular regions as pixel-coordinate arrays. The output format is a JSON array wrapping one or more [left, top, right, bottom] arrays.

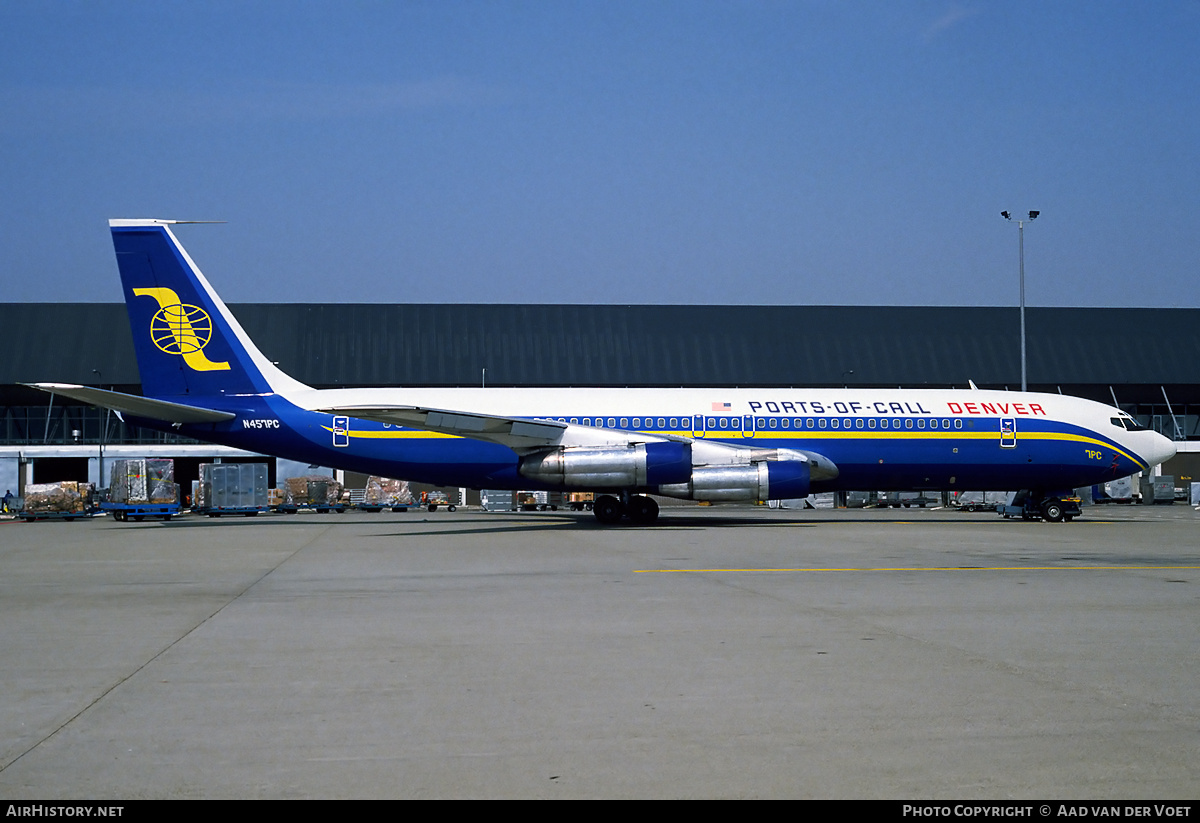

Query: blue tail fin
[[110, 219, 306, 399]]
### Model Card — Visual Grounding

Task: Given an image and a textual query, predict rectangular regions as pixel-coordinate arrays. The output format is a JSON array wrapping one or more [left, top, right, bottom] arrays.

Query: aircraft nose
[[1148, 432, 1177, 468]]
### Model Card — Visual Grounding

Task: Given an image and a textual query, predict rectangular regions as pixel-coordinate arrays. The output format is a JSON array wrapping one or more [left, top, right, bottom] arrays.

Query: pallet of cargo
[[20, 481, 98, 522], [356, 476, 415, 512], [102, 502, 181, 522]]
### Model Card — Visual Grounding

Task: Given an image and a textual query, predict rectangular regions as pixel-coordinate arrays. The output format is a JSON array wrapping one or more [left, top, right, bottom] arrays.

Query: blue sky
[[3, 1, 1198, 306]]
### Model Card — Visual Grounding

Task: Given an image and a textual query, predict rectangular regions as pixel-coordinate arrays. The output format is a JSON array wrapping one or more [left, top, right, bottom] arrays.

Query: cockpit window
[[1111, 416, 1150, 432]]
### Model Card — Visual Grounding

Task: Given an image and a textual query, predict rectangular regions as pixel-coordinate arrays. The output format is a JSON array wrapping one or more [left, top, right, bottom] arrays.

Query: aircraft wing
[[23, 383, 236, 424], [319, 404, 571, 450]]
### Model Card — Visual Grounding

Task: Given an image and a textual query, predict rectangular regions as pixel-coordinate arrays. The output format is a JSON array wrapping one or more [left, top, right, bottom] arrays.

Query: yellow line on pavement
[[635, 565, 1200, 574]]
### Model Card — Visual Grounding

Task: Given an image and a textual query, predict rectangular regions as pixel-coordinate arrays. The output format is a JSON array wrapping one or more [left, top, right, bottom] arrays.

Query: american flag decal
[[711, 402, 731, 411]]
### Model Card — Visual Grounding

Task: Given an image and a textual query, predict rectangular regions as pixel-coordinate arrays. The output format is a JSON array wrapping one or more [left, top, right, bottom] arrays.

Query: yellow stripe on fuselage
[[320, 424, 1146, 470], [322, 426, 459, 440]]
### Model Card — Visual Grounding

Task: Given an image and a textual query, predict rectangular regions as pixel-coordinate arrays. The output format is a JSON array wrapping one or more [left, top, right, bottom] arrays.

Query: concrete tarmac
[[0, 504, 1197, 799]]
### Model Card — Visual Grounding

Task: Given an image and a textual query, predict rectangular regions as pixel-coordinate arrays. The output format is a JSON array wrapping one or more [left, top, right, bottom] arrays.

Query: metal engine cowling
[[518, 441, 693, 488], [655, 458, 811, 501]]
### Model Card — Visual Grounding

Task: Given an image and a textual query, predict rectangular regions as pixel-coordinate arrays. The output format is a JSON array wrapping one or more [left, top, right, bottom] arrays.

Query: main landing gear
[[593, 493, 659, 525]]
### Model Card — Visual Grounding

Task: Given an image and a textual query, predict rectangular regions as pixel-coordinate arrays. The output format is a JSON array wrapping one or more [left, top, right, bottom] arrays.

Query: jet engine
[[518, 441, 693, 488], [655, 458, 811, 502]]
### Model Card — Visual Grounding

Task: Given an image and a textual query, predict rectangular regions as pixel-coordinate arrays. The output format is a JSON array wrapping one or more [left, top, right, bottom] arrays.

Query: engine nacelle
[[518, 441, 692, 488], [655, 459, 811, 502]]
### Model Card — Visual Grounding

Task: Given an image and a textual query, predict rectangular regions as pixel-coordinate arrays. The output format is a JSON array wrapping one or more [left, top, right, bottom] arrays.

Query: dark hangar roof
[[3, 303, 1199, 399]]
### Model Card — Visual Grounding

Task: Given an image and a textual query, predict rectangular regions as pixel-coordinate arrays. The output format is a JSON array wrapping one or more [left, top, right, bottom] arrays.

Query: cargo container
[[480, 489, 515, 512], [195, 463, 270, 517], [1139, 475, 1175, 505]]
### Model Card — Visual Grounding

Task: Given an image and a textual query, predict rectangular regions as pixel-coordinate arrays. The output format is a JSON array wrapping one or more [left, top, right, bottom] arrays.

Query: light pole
[[92, 369, 105, 490], [1001, 210, 1039, 391]]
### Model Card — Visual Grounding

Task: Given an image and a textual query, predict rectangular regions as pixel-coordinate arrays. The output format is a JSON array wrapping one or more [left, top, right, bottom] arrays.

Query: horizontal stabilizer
[[318, 404, 568, 449], [23, 383, 236, 424]]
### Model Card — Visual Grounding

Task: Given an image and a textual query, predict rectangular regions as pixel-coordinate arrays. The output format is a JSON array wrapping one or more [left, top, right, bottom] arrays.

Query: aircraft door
[[692, 415, 707, 439], [332, 415, 350, 448], [1000, 417, 1016, 448], [743, 415, 755, 439]]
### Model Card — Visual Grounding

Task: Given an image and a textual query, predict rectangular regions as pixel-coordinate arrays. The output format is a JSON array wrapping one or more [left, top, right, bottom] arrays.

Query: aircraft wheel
[[627, 495, 659, 525], [593, 495, 625, 525], [1041, 500, 1065, 523]]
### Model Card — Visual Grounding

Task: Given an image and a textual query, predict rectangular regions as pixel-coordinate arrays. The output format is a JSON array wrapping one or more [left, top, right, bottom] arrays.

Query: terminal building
[[2, 302, 1198, 499]]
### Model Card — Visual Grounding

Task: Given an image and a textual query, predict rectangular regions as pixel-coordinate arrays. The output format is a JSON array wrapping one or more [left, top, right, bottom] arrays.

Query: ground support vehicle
[[567, 492, 594, 511], [103, 502, 181, 522], [951, 491, 1008, 512], [879, 491, 940, 508], [195, 505, 268, 518], [421, 491, 456, 513], [518, 491, 562, 511], [19, 508, 98, 522], [351, 499, 412, 513], [273, 503, 346, 514], [998, 491, 1082, 523]]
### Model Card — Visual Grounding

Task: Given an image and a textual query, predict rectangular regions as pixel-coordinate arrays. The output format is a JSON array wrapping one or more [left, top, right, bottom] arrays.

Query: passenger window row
[[538, 416, 966, 431]]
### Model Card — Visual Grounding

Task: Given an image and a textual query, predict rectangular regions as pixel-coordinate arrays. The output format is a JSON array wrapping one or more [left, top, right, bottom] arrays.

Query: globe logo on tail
[[133, 287, 231, 372], [150, 303, 214, 355]]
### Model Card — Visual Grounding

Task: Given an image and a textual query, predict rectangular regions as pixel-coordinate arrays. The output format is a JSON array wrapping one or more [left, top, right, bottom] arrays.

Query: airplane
[[28, 219, 1177, 525]]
